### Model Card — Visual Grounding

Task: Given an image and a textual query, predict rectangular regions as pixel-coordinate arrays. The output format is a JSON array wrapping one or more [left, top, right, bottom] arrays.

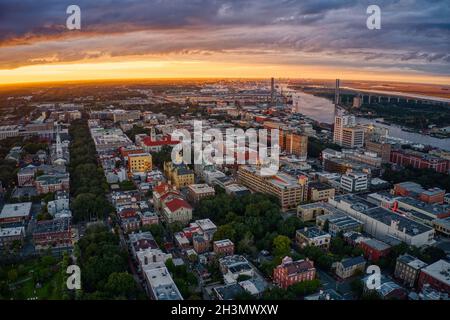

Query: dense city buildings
[[1, 75, 449, 304], [0, 0, 450, 307], [390, 149, 449, 173]]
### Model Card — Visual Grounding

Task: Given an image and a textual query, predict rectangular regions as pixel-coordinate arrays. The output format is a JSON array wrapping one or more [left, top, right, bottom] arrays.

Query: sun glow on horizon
[[1, 58, 450, 86]]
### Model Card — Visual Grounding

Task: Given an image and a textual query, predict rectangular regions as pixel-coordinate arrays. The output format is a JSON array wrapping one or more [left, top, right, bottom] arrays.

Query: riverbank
[[292, 91, 450, 151]]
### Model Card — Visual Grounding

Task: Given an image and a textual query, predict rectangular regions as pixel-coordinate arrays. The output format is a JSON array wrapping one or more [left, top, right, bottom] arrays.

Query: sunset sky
[[0, 0, 449, 85]]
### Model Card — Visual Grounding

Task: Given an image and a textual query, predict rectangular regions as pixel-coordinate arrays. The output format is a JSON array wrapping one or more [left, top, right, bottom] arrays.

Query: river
[[293, 91, 450, 151]]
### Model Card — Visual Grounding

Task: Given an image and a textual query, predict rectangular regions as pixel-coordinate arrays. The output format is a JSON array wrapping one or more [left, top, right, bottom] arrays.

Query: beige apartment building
[[238, 166, 308, 211], [238, 166, 307, 211]]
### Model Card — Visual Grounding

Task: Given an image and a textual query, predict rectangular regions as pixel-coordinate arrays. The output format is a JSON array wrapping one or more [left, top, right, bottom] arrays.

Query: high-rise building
[[342, 126, 365, 148], [334, 79, 340, 109], [333, 114, 356, 145], [279, 132, 308, 158], [365, 140, 392, 163], [292, 93, 302, 113]]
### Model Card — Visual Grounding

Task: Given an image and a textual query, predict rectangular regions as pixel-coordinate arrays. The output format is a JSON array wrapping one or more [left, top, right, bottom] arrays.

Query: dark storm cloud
[[0, 0, 448, 74]]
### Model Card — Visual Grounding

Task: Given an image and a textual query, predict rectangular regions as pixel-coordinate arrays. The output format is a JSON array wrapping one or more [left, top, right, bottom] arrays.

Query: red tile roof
[[160, 191, 181, 202], [142, 135, 179, 147], [165, 198, 192, 212], [153, 183, 170, 195], [279, 259, 315, 276]]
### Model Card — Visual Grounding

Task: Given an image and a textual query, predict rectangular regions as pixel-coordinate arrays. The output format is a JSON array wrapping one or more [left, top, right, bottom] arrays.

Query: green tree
[[272, 235, 291, 258], [213, 224, 237, 242], [288, 279, 321, 297], [104, 272, 137, 299]]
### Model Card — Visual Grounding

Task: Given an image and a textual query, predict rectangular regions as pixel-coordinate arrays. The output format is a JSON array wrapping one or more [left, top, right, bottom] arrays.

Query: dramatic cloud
[[0, 0, 449, 77]]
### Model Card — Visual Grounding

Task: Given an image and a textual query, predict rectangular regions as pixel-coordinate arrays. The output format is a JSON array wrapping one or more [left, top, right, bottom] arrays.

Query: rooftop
[[304, 289, 344, 301], [397, 254, 428, 270], [196, 218, 217, 232], [365, 207, 433, 236], [309, 182, 334, 191], [240, 166, 301, 189], [34, 217, 70, 234], [214, 283, 245, 300], [395, 181, 425, 195], [165, 198, 192, 212], [145, 266, 183, 300], [340, 256, 366, 268], [362, 238, 391, 251], [397, 197, 450, 217], [188, 184, 215, 194], [317, 213, 364, 229], [0, 202, 32, 219], [278, 256, 315, 276], [297, 227, 330, 239], [421, 260, 450, 285], [214, 239, 234, 248], [0, 226, 25, 237]]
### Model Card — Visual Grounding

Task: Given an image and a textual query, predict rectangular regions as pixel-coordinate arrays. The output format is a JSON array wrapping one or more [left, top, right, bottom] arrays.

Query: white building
[[0, 202, 32, 225], [292, 93, 302, 113], [340, 172, 368, 192], [219, 255, 255, 285], [47, 192, 71, 218], [0, 125, 19, 140], [144, 266, 183, 300], [333, 114, 356, 145], [136, 248, 172, 272], [328, 195, 435, 247], [204, 170, 227, 185]]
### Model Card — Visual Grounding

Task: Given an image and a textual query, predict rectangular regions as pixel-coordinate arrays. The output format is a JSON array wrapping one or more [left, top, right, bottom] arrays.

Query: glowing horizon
[[1, 58, 450, 86]]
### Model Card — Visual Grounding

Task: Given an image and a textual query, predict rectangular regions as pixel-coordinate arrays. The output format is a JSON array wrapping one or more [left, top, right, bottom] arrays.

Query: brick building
[[394, 254, 427, 288], [273, 256, 316, 289], [33, 217, 72, 250], [213, 239, 235, 256], [418, 260, 450, 293], [359, 238, 391, 262], [390, 149, 449, 174]]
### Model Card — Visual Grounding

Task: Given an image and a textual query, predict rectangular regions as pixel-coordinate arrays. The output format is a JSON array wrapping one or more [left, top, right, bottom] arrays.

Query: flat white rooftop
[[0, 202, 32, 219]]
